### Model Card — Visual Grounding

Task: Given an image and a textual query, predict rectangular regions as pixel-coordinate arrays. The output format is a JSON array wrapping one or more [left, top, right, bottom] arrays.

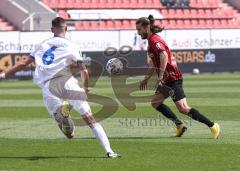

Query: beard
[[141, 32, 148, 39]]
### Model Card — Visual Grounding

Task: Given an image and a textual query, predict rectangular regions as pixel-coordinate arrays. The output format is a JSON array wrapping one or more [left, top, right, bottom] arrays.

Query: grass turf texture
[[0, 73, 240, 171]]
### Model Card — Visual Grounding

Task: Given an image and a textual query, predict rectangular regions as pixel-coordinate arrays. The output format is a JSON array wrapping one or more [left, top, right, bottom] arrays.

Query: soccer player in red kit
[[136, 15, 220, 139]]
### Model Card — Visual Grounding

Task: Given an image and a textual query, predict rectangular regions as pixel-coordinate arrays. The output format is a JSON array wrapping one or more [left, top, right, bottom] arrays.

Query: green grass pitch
[[0, 73, 240, 171]]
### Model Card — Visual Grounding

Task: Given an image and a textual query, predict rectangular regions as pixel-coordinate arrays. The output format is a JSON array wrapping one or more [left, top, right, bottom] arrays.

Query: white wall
[[0, 29, 240, 54]]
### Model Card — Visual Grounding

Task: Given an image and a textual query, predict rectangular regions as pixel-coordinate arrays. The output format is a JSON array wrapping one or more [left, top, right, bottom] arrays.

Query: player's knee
[[178, 107, 190, 115], [82, 113, 96, 127], [151, 99, 163, 109]]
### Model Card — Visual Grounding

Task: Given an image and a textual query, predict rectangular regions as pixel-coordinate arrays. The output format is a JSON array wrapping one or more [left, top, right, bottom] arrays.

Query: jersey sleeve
[[71, 44, 83, 62], [29, 44, 40, 60]]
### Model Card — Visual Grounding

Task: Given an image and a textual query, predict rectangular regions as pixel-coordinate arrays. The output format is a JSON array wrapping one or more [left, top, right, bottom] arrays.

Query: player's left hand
[[84, 86, 91, 93], [148, 52, 154, 58], [155, 77, 164, 88], [140, 79, 148, 90]]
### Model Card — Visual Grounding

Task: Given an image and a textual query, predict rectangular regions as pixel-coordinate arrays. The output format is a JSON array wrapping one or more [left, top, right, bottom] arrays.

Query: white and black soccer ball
[[106, 58, 123, 75], [192, 68, 200, 75]]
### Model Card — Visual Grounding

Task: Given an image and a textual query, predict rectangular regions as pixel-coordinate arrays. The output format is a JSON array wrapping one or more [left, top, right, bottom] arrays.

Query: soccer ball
[[192, 68, 200, 75], [106, 58, 123, 75]]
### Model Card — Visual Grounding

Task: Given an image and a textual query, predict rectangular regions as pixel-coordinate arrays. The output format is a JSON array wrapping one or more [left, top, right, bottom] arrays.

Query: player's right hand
[[0, 72, 6, 80], [139, 79, 148, 90], [147, 52, 154, 58]]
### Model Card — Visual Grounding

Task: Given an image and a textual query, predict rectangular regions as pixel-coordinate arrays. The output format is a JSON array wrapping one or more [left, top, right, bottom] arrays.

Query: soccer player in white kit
[[0, 17, 120, 158]]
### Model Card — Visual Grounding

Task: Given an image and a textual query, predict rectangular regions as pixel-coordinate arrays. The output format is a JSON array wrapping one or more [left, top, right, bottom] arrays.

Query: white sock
[[91, 123, 113, 154]]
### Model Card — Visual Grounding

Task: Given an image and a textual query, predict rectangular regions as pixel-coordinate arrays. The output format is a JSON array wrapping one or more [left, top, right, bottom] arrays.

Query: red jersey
[[148, 34, 182, 84]]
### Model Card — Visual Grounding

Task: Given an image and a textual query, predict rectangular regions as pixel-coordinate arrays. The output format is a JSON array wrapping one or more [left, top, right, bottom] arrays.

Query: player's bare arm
[[0, 56, 34, 79], [156, 51, 168, 87], [80, 63, 90, 93], [70, 60, 90, 93], [72, 61, 90, 93], [140, 57, 155, 90]]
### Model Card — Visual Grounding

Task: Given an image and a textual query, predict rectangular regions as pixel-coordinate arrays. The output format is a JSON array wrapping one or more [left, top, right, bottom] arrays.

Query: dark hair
[[52, 17, 66, 28], [136, 15, 164, 33]]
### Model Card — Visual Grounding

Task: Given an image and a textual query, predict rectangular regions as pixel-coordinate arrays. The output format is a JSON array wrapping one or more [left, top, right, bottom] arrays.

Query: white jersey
[[30, 36, 83, 88]]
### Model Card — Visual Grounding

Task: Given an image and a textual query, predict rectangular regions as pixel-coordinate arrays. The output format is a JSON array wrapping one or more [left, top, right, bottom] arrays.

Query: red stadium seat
[[99, 20, 106, 28], [74, 0, 85, 8], [196, 0, 204, 8], [168, 9, 176, 19], [168, 20, 177, 29], [183, 9, 191, 18], [58, 10, 70, 19], [205, 9, 213, 19], [84, 0, 90, 8], [136, 0, 146, 8], [64, 0, 76, 8], [176, 20, 184, 28], [154, 19, 161, 26], [122, 20, 130, 29], [227, 19, 235, 28], [128, 0, 136, 8], [176, 10, 184, 19], [4, 25, 15, 31], [58, 0, 67, 8], [113, 0, 122, 8], [198, 19, 206, 28], [190, 9, 198, 18], [82, 0, 91, 8], [0, 16, 15, 31], [209, 0, 219, 8], [220, 19, 230, 28], [152, 0, 162, 8], [90, 0, 101, 8], [206, 19, 213, 28], [183, 20, 191, 28], [190, 0, 197, 8], [162, 20, 169, 28], [82, 21, 91, 29], [75, 22, 83, 29], [121, 0, 131, 8], [90, 21, 100, 29], [234, 19, 240, 28], [161, 9, 168, 17], [106, 20, 114, 28], [130, 20, 136, 28], [224, 8, 235, 18], [114, 20, 122, 29], [212, 19, 221, 28], [191, 19, 199, 28], [198, 9, 205, 18]]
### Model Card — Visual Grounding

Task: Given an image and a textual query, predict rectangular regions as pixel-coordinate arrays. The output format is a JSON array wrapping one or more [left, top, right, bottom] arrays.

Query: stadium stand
[[0, 0, 56, 31], [161, 0, 190, 8], [41, 0, 240, 30], [0, 0, 239, 30], [0, 16, 15, 31]]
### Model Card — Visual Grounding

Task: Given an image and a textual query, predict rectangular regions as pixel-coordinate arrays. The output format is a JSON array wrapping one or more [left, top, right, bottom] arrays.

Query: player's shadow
[[77, 136, 212, 140], [0, 155, 106, 160]]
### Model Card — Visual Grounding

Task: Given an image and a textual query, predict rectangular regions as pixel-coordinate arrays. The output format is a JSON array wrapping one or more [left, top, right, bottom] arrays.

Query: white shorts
[[42, 77, 90, 116]]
